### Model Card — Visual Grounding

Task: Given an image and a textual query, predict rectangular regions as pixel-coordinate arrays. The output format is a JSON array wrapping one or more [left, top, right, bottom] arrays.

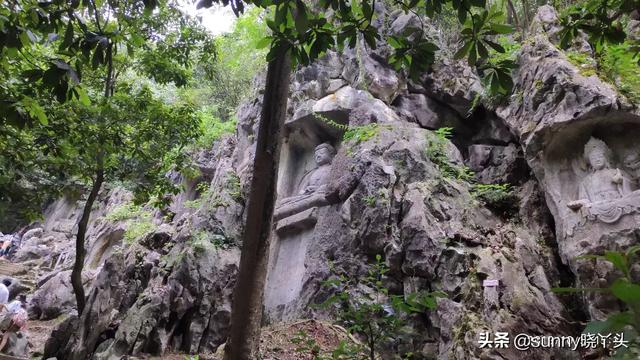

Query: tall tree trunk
[[506, 0, 520, 31], [521, 0, 530, 37], [224, 47, 292, 360], [71, 39, 112, 315], [71, 155, 104, 314]]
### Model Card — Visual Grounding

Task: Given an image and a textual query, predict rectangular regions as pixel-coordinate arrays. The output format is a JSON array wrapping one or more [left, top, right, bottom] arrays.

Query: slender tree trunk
[[506, 0, 520, 31], [224, 47, 292, 360], [71, 155, 104, 314], [72, 39, 112, 314], [521, 0, 530, 37]]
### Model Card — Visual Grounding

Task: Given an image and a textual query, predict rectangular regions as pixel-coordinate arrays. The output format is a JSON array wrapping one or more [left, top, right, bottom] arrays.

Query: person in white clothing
[[0, 283, 8, 310]]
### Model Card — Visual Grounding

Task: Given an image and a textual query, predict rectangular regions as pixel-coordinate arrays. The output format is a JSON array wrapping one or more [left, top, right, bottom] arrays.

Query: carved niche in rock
[[537, 120, 640, 320], [272, 142, 335, 234], [565, 137, 640, 237], [264, 141, 339, 320], [264, 110, 348, 322]]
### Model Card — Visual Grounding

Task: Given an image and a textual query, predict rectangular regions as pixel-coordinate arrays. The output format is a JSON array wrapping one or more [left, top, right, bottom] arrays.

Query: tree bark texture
[[224, 46, 292, 360]]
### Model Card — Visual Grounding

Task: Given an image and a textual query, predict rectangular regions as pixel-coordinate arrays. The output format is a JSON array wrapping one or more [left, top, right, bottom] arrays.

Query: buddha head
[[314, 142, 336, 166], [623, 152, 640, 172], [584, 137, 612, 171]]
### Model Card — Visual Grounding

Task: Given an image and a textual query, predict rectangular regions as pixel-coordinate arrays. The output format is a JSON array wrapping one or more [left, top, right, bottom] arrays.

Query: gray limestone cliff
[[4, 5, 639, 360]]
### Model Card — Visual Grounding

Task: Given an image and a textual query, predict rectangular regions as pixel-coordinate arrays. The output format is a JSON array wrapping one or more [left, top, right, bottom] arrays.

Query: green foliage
[[292, 330, 364, 360], [558, 0, 638, 54], [563, 43, 640, 104], [454, 6, 514, 66], [552, 247, 640, 358], [471, 183, 518, 215], [196, 107, 237, 149], [198, 0, 514, 82], [364, 195, 377, 207], [0, 0, 209, 226], [105, 203, 145, 222], [480, 36, 520, 97], [192, 229, 234, 251], [314, 255, 445, 359], [105, 202, 155, 244], [343, 124, 380, 145], [124, 218, 156, 245], [206, 7, 268, 120], [599, 43, 640, 104], [434, 126, 453, 140], [226, 172, 243, 203], [425, 127, 476, 181], [566, 51, 598, 77], [314, 113, 349, 131]]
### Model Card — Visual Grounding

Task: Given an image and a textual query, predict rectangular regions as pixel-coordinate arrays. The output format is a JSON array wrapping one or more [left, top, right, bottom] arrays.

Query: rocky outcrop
[[12, 4, 637, 360], [498, 6, 640, 320]]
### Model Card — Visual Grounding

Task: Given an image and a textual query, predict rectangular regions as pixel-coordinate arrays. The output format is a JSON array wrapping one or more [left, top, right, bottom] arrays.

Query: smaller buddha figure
[[567, 137, 638, 224], [274, 143, 336, 221], [623, 151, 640, 187]]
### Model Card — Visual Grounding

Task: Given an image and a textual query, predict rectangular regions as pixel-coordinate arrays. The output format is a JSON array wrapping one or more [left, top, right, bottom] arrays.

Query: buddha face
[[588, 148, 609, 170], [314, 147, 333, 166], [624, 153, 640, 171]]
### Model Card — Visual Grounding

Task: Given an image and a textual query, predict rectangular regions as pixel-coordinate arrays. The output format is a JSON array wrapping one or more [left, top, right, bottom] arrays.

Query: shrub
[[105, 202, 156, 244], [124, 218, 155, 244], [425, 127, 476, 181], [196, 107, 237, 149], [313, 255, 446, 359], [226, 172, 243, 203], [471, 183, 518, 216], [105, 203, 144, 222], [343, 123, 380, 145], [599, 42, 640, 104], [192, 229, 234, 250]]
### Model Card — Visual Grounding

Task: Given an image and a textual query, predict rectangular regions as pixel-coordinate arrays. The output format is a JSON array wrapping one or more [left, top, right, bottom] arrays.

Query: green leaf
[[489, 23, 513, 34], [61, 22, 74, 49], [363, 31, 377, 49], [387, 36, 401, 48], [454, 40, 473, 60], [604, 251, 629, 276], [75, 86, 91, 106], [22, 97, 48, 125], [611, 278, 640, 304], [255, 37, 272, 49], [485, 39, 505, 53]]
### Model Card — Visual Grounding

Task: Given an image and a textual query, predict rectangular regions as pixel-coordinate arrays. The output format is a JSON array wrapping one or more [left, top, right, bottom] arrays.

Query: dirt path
[[25, 319, 354, 360]]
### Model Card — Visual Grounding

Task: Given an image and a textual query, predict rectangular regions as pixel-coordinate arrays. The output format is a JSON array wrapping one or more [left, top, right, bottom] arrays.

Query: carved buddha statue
[[273, 142, 336, 221], [568, 137, 630, 210], [623, 151, 640, 186], [566, 137, 640, 226]]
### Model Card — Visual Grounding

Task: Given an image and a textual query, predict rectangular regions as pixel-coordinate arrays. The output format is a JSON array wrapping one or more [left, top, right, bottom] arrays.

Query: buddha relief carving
[[566, 137, 640, 233], [623, 151, 640, 187], [273, 142, 335, 222]]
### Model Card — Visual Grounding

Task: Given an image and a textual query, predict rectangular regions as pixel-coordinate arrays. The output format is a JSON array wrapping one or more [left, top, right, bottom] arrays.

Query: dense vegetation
[[0, 1, 267, 232]]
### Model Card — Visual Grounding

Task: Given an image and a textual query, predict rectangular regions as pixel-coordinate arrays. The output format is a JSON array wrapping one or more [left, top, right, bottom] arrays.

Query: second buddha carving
[[567, 137, 640, 228]]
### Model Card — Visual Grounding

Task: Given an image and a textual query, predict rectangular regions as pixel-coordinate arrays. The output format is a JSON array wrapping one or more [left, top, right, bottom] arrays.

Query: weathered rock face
[[261, 118, 578, 357], [239, 7, 582, 356], [16, 4, 640, 360], [498, 6, 640, 320], [38, 138, 244, 360]]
